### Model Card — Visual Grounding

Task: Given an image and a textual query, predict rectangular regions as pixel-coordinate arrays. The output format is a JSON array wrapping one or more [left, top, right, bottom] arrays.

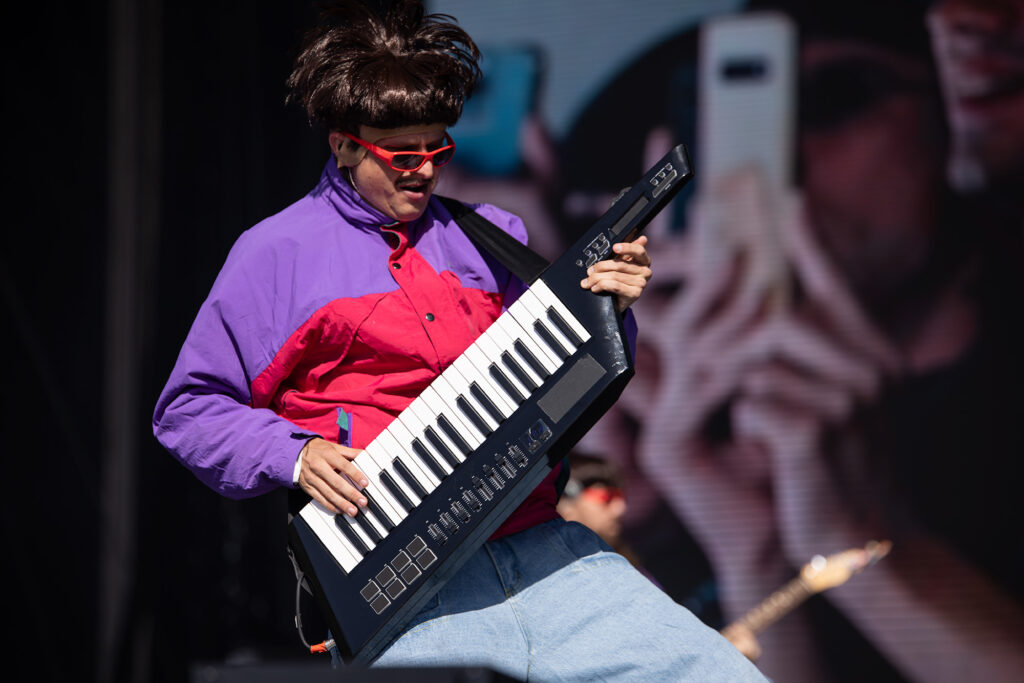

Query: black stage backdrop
[[5, 2, 326, 681]]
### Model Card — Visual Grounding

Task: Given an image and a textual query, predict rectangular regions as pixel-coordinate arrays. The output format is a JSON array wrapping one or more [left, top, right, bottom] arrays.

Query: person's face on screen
[[798, 40, 945, 301], [928, 0, 1024, 191]]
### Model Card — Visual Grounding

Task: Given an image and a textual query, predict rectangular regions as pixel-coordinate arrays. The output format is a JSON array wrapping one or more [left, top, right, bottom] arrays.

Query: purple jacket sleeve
[[152, 231, 312, 499]]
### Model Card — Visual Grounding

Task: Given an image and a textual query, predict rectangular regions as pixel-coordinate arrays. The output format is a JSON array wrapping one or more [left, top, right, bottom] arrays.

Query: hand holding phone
[[695, 11, 797, 311]]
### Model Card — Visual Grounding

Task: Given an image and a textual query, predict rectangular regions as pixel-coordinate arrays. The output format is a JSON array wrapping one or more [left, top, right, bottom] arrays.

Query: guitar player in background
[[555, 452, 652, 582], [152, 0, 763, 679], [554, 452, 891, 666]]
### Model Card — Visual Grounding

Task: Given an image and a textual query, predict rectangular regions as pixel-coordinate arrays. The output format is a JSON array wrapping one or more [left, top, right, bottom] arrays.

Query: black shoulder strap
[[436, 195, 550, 285]]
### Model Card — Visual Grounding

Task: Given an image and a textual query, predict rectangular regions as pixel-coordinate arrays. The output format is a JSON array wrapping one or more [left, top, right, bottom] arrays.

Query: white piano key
[[490, 315, 547, 387], [362, 505, 389, 540], [363, 441, 422, 507], [466, 342, 524, 405], [394, 404, 455, 473], [454, 349, 516, 418], [350, 453, 405, 525], [334, 470, 391, 542], [473, 335, 532, 399], [531, 279, 591, 344], [374, 429, 434, 491], [388, 418, 452, 477], [358, 505, 389, 541], [406, 395, 467, 464], [441, 362, 501, 435], [497, 307, 557, 376], [300, 501, 360, 573], [393, 407, 429, 446], [330, 478, 389, 542], [424, 380, 485, 450], [518, 288, 578, 357], [338, 508, 376, 554], [507, 299, 562, 374], [377, 428, 440, 490]]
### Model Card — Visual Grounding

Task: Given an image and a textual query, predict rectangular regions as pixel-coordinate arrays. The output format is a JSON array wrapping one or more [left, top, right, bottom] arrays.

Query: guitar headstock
[[799, 540, 892, 593]]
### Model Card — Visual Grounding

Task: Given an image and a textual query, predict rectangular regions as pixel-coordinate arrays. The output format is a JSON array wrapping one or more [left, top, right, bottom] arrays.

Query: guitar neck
[[736, 576, 813, 635], [727, 541, 893, 638]]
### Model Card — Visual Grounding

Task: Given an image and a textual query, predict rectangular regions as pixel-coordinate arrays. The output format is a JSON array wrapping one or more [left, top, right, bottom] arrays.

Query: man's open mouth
[[398, 180, 431, 195]]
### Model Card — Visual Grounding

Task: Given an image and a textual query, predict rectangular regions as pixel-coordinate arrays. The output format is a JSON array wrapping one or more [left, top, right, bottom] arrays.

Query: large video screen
[[432, 1, 1024, 681]]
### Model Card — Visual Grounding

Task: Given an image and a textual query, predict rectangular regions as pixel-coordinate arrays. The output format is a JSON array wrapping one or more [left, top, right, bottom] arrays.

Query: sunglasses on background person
[[343, 131, 456, 172], [580, 486, 625, 505]]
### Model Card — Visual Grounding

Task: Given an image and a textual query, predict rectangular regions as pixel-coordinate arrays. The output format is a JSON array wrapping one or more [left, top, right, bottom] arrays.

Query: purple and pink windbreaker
[[154, 159, 579, 537]]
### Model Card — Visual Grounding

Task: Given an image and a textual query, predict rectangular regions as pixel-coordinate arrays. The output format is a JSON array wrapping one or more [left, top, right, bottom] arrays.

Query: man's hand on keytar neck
[[580, 235, 653, 313]]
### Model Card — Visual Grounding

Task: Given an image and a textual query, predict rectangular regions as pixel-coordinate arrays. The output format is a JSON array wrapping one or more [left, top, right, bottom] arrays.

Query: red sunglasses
[[342, 131, 456, 172], [580, 486, 625, 505]]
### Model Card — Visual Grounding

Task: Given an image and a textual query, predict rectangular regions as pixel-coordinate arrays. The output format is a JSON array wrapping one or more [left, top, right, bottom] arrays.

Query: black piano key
[[513, 339, 550, 380], [362, 491, 395, 531], [469, 382, 505, 424], [437, 414, 473, 456], [379, 470, 415, 512], [501, 350, 539, 391], [456, 395, 492, 436], [392, 457, 429, 500], [424, 427, 460, 468], [489, 363, 526, 405], [411, 438, 447, 480], [353, 508, 383, 544], [533, 319, 570, 361], [335, 516, 370, 556], [547, 307, 584, 348]]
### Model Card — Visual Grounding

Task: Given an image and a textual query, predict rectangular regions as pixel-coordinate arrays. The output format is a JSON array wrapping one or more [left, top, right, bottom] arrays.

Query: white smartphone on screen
[[698, 10, 796, 190], [696, 11, 797, 306]]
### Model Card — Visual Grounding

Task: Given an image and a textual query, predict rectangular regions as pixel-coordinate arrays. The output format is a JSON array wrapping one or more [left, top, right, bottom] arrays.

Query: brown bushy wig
[[286, 0, 482, 134]]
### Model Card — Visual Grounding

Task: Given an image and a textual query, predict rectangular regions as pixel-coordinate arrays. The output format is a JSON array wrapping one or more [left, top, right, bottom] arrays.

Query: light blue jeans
[[364, 519, 766, 681]]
